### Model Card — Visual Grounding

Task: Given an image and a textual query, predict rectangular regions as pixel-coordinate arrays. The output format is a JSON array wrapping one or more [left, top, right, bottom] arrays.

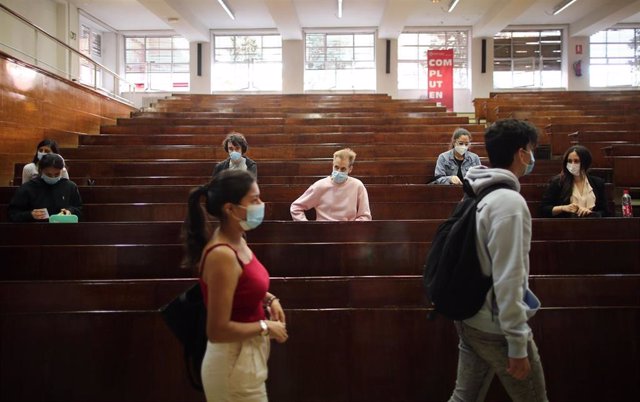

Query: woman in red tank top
[[182, 170, 288, 401]]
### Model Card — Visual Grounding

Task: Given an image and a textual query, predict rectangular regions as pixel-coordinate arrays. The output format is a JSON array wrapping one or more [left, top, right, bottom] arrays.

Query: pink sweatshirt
[[290, 176, 372, 221]]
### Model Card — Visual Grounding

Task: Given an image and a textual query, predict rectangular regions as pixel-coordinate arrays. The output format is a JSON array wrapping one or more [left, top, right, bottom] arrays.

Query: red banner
[[427, 49, 454, 111]]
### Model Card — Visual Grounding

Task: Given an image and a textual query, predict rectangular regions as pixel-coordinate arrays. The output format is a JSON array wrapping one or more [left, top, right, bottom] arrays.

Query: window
[[493, 30, 562, 89], [124, 36, 190, 91], [304, 33, 375, 90], [398, 31, 469, 90], [79, 24, 103, 87], [590, 28, 640, 87], [213, 34, 282, 91]]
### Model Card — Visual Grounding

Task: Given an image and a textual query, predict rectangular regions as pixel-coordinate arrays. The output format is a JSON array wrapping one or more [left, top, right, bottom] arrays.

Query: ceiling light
[[552, 0, 577, 15], [447, 0, 460, 13], [217, 0, 235, 20], [338, 0, 343, 18]]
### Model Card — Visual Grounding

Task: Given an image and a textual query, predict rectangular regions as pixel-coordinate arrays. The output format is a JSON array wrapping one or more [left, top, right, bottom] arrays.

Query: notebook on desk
[[49, 214, 78, 223]]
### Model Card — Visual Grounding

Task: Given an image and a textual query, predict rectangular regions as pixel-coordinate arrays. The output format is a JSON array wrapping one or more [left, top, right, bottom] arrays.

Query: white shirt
[[22, 163, 69, 184]]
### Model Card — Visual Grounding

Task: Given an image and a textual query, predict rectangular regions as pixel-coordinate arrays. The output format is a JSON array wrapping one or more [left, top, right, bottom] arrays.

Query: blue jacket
[[433, 149, 481, 184]]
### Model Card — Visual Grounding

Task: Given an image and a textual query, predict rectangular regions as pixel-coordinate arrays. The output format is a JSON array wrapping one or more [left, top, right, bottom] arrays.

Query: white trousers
[[201, 336, 270, 402]]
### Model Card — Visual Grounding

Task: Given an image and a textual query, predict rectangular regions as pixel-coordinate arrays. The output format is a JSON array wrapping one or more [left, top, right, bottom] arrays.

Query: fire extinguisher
[[573, 60, 582, 77]]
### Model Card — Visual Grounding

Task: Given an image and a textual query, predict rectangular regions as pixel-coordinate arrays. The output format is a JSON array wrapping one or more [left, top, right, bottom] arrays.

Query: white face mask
[[567, 162, 581, 177], [41, 174, 61, 185], [454, 145, 468, 155]]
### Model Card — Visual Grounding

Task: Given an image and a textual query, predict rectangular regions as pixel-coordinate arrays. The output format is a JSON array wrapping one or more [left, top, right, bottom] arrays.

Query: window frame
[[492, 29, 563, 89], [590, 27, 640, 88], [303, 31, 376, 91], [124, 35, 190, 92], [211, 33, 283, 92], [397, 29, 470, 90]]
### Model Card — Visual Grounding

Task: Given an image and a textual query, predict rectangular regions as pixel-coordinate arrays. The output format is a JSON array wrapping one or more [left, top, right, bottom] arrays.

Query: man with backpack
[[448, 119, 548, 402]]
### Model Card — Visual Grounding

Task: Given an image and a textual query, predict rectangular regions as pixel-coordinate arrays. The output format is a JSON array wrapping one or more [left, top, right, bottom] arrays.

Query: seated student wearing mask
[[433, 128, 481, 185], [22, 139, 69, 184], [290, 148, 371, 221], [540, 145, 608, 218], [9, 154, 82, 222], [212, 132, 258, 178]]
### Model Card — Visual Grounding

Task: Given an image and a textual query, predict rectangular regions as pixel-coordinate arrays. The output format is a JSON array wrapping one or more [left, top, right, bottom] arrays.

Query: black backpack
[[423, 181, 511, 320], [160, 283, 208, 391]]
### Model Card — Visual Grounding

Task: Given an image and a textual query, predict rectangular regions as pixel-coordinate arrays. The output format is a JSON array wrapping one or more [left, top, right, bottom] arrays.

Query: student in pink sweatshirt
[[290, 148, 372, 221]]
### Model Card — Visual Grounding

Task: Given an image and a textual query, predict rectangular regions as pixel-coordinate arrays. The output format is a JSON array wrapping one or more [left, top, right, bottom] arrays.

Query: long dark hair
[[181, 170, 255, 271], [558, 145, 593, 201], [31, 139, 61, 164]]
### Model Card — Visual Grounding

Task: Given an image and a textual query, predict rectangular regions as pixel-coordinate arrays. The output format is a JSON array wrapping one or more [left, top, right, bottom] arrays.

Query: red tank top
[[199, 244, 269, 322]]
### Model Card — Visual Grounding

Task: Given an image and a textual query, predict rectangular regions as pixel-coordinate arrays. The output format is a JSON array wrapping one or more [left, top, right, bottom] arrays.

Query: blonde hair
[[333, 148, 356, 166]]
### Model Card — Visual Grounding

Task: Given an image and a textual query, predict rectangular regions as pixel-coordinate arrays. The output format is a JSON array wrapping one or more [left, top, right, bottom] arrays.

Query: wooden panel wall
[[0, 50, 136, 185]]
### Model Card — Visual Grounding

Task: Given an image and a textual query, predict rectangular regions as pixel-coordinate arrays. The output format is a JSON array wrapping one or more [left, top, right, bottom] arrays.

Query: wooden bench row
[[116, 116, 472, 127], [474, 91, 640, 122], [0, 279, 638, 401], [99, 123, 486, 135], [2, 275, 639, 313], [1, 219, 637, 245], [1, 238, 637, 280], [0, 200, 560, 221], [568, 131, 640, 167], [546, 122, 640, 156], [1, 183, 585, 204], [132, 110, 452, 119], [79, 131, 487, 146], [0, 184, 613, 206], [12, 159, 573, 180], [41, 172, 569, 186], [58, 143, 490, 160]]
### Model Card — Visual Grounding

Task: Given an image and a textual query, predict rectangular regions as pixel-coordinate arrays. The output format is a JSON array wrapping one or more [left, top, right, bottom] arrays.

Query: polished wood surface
[[0, 278, 638, 401], [0, 51, 135, 185], [2, 239, 638, 280], [2, 90, 640, 402], [2, 219, 638, 245]]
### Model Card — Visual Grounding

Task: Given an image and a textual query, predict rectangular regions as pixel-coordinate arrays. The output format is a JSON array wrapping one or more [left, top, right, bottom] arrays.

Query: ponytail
[[181, 186, 210, 271], [180, 170, 256, 271]]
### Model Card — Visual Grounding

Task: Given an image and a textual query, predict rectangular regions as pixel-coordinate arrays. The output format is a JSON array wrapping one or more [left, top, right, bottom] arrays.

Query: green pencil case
[[49, 214, 78, 223]]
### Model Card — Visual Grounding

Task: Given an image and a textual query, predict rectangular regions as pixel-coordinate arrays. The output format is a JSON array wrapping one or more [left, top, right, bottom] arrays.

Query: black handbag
[[160, 283, 208, 391]]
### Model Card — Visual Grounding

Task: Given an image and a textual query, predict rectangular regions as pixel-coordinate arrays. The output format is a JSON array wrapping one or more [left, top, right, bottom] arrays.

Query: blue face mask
[[236, 203, 264, 231], [37, 151, 46, 160], [229, 151, 242, 161], [523, 150, 535, 176], [331, 170, 348, 184], [41, 175, 61, 185]]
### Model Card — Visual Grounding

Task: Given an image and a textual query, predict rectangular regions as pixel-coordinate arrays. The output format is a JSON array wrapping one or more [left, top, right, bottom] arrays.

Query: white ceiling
[[71, 0, 640, 41]]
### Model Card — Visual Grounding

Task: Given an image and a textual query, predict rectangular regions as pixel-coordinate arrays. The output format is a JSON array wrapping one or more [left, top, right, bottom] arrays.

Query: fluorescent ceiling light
[[448, 0, 460, 12], [338, 0, 343, 18], [217, 0, 235, 20], [552, 0, 577, 15]]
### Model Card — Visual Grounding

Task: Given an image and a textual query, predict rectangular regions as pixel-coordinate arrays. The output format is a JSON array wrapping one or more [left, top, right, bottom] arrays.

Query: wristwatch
[[259, 320, 269, 336]]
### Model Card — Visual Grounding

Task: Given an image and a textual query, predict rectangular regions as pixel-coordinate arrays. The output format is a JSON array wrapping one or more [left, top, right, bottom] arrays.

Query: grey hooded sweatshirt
[[463, 165, 541, 359]]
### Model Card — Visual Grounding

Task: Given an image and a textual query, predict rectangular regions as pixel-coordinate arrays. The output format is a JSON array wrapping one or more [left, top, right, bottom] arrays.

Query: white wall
[[0, 0, 60, 71], [189, 41, 211, 94], [471, 37, 494, 101], [282, 39, 304, 94], [376, 38, 398, 98], [567, 35, 590, 90]]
